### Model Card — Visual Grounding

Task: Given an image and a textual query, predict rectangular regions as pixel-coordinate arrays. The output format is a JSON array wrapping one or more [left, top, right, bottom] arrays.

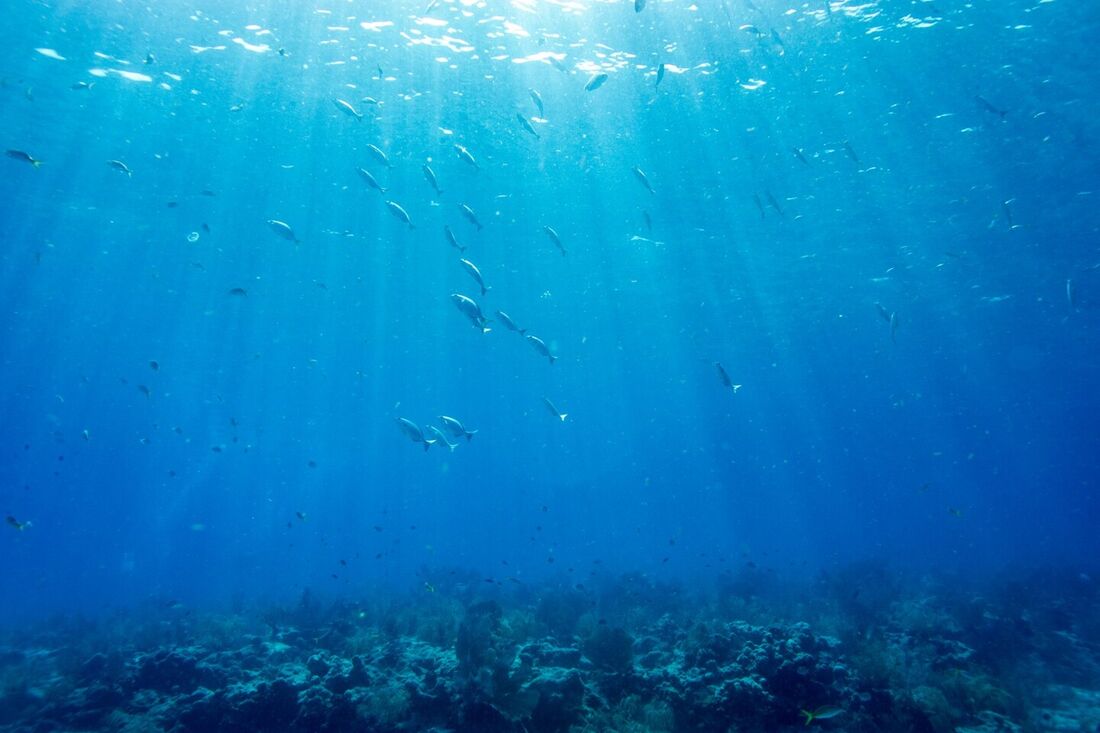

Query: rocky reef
[[0, 565, 1097, 732]]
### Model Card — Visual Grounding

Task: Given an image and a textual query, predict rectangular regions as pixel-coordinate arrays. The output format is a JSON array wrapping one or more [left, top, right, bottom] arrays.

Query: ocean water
[[1, 1, 1098, 731]]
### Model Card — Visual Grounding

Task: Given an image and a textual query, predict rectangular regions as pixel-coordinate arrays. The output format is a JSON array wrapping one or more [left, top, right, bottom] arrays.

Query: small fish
[[144, 52, 156, 65], [889, 311, 899, 343], [975, 95, 1007, 119], [633, 166, 655, 194], [766, 190, 785, 218], [516, 113, 539, 139], [800, 705, 843, 725], [585, 73, 609, 92], [81, 429, 90, 441], [427, 425, 459, 452], [356, 167, 387, 194], [267, 219, 301, 243], [792, 147, 810, 166], [842, 141, 860, 165], [874, 303, 892, 323], [1066, 278, 1076, 310], [5, 515, 31, 531], [366, 144, 392, 169], [361, 96, 382, 106], [424, 581, 435, 593], [396, 418, 436, 451], [1002, 199, 1018, 230], [454, 144, 479, 169], [948, 507, 964, 518], [714, 362, 742, 393], [108, 160, 133, 177], [495, 310, 526, 335], [7, 150, 42, 168], [656, 63, 666, 88], [526, 335, 557, 364], [451, 293, 491, 333], [333, 98, 363, 121], [635, 0, 646, 12], [529, 88, 544, 116], [228, 287, 248, 296], [543, 397, 568, 422], [444, 225, 466, 253], [753, 193, 766, 219], [459, 258, 490, 295], [643, 210, 652, 230], [138, 384, 150, 398], [149, 360, 159, 371], [440, 415, 478, 441], [422, 164, 443, 196], [71, 81, 94, 91], [425, 0, 440, 13], [459, 203, 484, 231], [544, 225, 566, 255], [376, 64, 384, 79], [385, 200, 415, 229], [295, 511, 307, 522]]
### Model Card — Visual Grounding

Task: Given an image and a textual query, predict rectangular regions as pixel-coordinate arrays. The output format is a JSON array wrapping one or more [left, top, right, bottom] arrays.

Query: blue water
[[1, 0, 1098, 625]]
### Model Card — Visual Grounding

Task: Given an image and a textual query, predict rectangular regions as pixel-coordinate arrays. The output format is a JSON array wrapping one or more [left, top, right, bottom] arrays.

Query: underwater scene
[[1, 0, 1098, 730]]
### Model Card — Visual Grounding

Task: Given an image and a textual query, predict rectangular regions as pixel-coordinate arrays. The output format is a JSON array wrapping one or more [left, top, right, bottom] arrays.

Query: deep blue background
[[1, 0, 1097, 623]]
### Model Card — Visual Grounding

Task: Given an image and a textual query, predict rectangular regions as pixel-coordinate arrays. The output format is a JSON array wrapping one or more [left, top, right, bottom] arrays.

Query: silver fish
[[529, 88, 544, 117], [423, 164, 443, 196], [459, 258, 490, 296], [1067, 278, 1076, 310], [656, 63, 665, 88], [396, 418, 436, 451], [7, 150, 42, 168], [71, 81, 94, 91], [544, 225, 566, 255], [454, 144, 479, 169], [495, 310, 526, 336], [451, 293, 491, 333], [367, 144, 392, 169], [356, 167, 387, 194], [427, 425, 458, 452], [385, 200, 415, 229], [440, 415, 478, 441], [267, 219, 300, 243], [543, 397, 568, 422], [714, 362, 742, 393], [585, 73, 609, 92], [632, 166, 655, 194], [516, 113, 539, 139], [526, 335, 557, 364], [444, 225, 466, 253], [333, 98, 363, 121], [459, 203, 484, 231], [108, 159, 132, 177], [766, 190, 785, 217]]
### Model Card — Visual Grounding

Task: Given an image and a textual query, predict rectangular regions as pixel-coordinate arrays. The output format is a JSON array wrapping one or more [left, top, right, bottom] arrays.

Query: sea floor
[[1, 565, 1098, 732]]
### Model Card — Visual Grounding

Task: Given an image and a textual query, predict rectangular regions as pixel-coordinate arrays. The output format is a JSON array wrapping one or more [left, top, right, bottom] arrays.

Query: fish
[[333, 98, 363, 121], [543, 397, 568, 422], [975, 95, 1007, 119], [267, 219, 300, 243], [800, 705, 843, 725], [948, 507, 964, 518], [643, 211, 652, 230], [792, 147, 810, 166], [1066, 278, 1076, 310], [495, 310, 526, 335], [633, 166, 655, 194], [422, 164, 443, 196], [425, 0, 440, 13], [1002, 199, 1018, 230], [874, 303, 892, 323], [356, 167, 387, 194], [361, 96, 382, 106], [516, 113, 539, 139], [5, 515, 31, 531], [585, 73, 609, 92], [842, 141, 860, 165], [440, 415, 478, 441], [228, 287, 247, 296], [451, 293, 491, 333], [295, 511, 307, 522], [529, 88, 544, 116], [714, 362, 742, 393], [71, 81, 93, 90], [108, 160, 133, 177], [635, 0, 646, 11], [427, 425, 459, 452], [656, 63, 666, 88], [396, 418, 436, 451], [753, 193, 766, 219], [544, 225, 566, 255], [144, 52, 156, 65], [149, 360, 159, 371], [367, 144, 392, 169], [766, 191, 785, 217], [889, 311, 899, 343], [459, 203, 484, 231], [459, 258, 490, 295], [385, 200, 415, 229], [526, 335, 557, 364], [6, 150, 42, 168], [444, 225, 466, 253], [454, 144, 479, 169]]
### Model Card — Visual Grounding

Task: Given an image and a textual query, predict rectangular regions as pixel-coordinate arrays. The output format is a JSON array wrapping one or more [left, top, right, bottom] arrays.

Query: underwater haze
[[1, 0, 1098, 731]]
